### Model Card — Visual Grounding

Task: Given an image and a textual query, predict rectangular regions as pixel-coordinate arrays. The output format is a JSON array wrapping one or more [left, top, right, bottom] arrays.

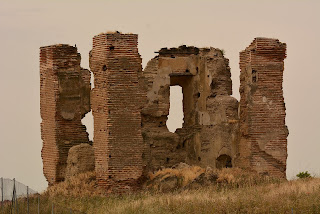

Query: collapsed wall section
[[40, 45, 91, 185], [238, 38, 288, 178], [90, 33, 145, 192], [142, 46, 239, 171]]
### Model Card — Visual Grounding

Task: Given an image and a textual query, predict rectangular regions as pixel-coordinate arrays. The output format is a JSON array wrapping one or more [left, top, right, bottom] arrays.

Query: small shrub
[[296, 171, 311, 179]]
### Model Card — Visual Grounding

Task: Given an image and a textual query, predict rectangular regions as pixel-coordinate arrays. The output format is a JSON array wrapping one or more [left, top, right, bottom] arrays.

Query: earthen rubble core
[[65, 143, 95, 179], [141, 46, 239, 171]]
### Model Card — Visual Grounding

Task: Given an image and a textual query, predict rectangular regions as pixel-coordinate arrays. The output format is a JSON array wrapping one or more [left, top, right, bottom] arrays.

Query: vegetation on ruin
[[4, 169, 320, 213], [220, 49, 225, 56], [296, 171, 312, 179]]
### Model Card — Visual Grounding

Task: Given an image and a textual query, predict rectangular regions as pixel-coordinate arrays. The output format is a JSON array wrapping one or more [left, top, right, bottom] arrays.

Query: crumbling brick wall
[[40, 45, 91, 185], [40, 35, 289, 190], [237, 38, 288, 178], [90, 33, 146, 192], [142, 46, 239, 171]]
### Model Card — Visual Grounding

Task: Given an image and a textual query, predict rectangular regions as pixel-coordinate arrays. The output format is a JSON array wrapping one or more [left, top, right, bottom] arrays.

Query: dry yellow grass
[[37, 169, 320, 213], [149, 165, 205, 186], [45, 171, 105, 197]]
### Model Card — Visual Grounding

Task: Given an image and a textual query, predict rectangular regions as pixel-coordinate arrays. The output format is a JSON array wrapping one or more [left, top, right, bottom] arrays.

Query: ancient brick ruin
[[237, 38, 288, 178], [90, 33, 145, 192], [40, 33, 288, 191], [40, 45, 91, 185]]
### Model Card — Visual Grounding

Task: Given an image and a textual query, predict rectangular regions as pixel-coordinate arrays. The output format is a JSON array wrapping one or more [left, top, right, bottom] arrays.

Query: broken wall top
[[40, 44, 81, 71], [240, 38, 287, 62], [157, 45, 225, 58]]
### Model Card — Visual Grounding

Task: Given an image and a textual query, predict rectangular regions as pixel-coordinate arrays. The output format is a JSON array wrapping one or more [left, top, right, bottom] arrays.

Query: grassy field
[[4, 169, 320, 213]]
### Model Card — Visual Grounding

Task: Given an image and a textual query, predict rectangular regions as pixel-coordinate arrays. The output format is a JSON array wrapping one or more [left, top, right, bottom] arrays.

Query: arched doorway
[[216, 154, 232, 169]]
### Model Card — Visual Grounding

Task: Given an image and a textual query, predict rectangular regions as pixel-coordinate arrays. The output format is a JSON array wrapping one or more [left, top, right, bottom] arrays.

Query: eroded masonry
[[237, 38, 288, 177], [40, 45, 91, 185], [40, 32, 288, 192]]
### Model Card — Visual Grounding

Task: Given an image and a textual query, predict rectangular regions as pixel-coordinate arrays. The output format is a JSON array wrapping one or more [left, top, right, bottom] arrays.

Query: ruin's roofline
[[93, 32, 137, 39], [239, 37, 287, 60], [156, 45, 223, 57], [40, 44, 76, 49]]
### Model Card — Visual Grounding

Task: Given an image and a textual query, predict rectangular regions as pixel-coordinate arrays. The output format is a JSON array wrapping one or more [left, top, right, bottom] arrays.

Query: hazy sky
[[0, 0, 319, 192]]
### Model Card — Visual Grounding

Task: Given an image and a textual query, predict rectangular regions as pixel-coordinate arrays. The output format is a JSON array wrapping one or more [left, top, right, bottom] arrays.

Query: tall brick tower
[[90, 32, 145, 192], [238, 38, 288, 178], [40, 45, 91, 185]]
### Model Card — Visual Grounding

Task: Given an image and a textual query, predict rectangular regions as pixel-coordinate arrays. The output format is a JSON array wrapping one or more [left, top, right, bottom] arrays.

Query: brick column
[[40, 45, 90, 185], [238, 38, 288, 178], [90, 33, 145, 192]]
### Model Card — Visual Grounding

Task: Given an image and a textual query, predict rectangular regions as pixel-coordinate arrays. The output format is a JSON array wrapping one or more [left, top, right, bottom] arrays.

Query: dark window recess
[[196, 67, 199, 72], [171, 55, 175, 58], [198, 157, 201, 161], [252, 70, 257, 82], [109, 46, 115, 50], [210, 81, 216, 90], [108, 175, 112, 179], [102, 65, 107, 71], [197, 92, 201, 98], [166, 157, 170, 163], [182, 140, 186, 148], [109, 154, 111, 158], [185, 69, 190, 73], [216, 155, 232, 169]]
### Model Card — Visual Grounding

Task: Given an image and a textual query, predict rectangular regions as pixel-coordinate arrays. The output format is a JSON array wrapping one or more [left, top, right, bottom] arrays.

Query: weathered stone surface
[[237, 38, 288, 178], [40, 35, 288, 192], [40, 44, 91, 185], [65, 143, 95, 179], [142, 46, 239, 171]]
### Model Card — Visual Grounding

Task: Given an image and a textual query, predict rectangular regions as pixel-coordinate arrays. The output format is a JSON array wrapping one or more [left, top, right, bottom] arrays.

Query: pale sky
[[0, 0, 319, 192]]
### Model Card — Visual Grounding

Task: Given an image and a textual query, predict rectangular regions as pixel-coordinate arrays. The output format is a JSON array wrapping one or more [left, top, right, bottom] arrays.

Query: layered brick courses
[[90, 33, 145, 192], [40, 44, 91, 185], [238, 38, 288, 178]]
